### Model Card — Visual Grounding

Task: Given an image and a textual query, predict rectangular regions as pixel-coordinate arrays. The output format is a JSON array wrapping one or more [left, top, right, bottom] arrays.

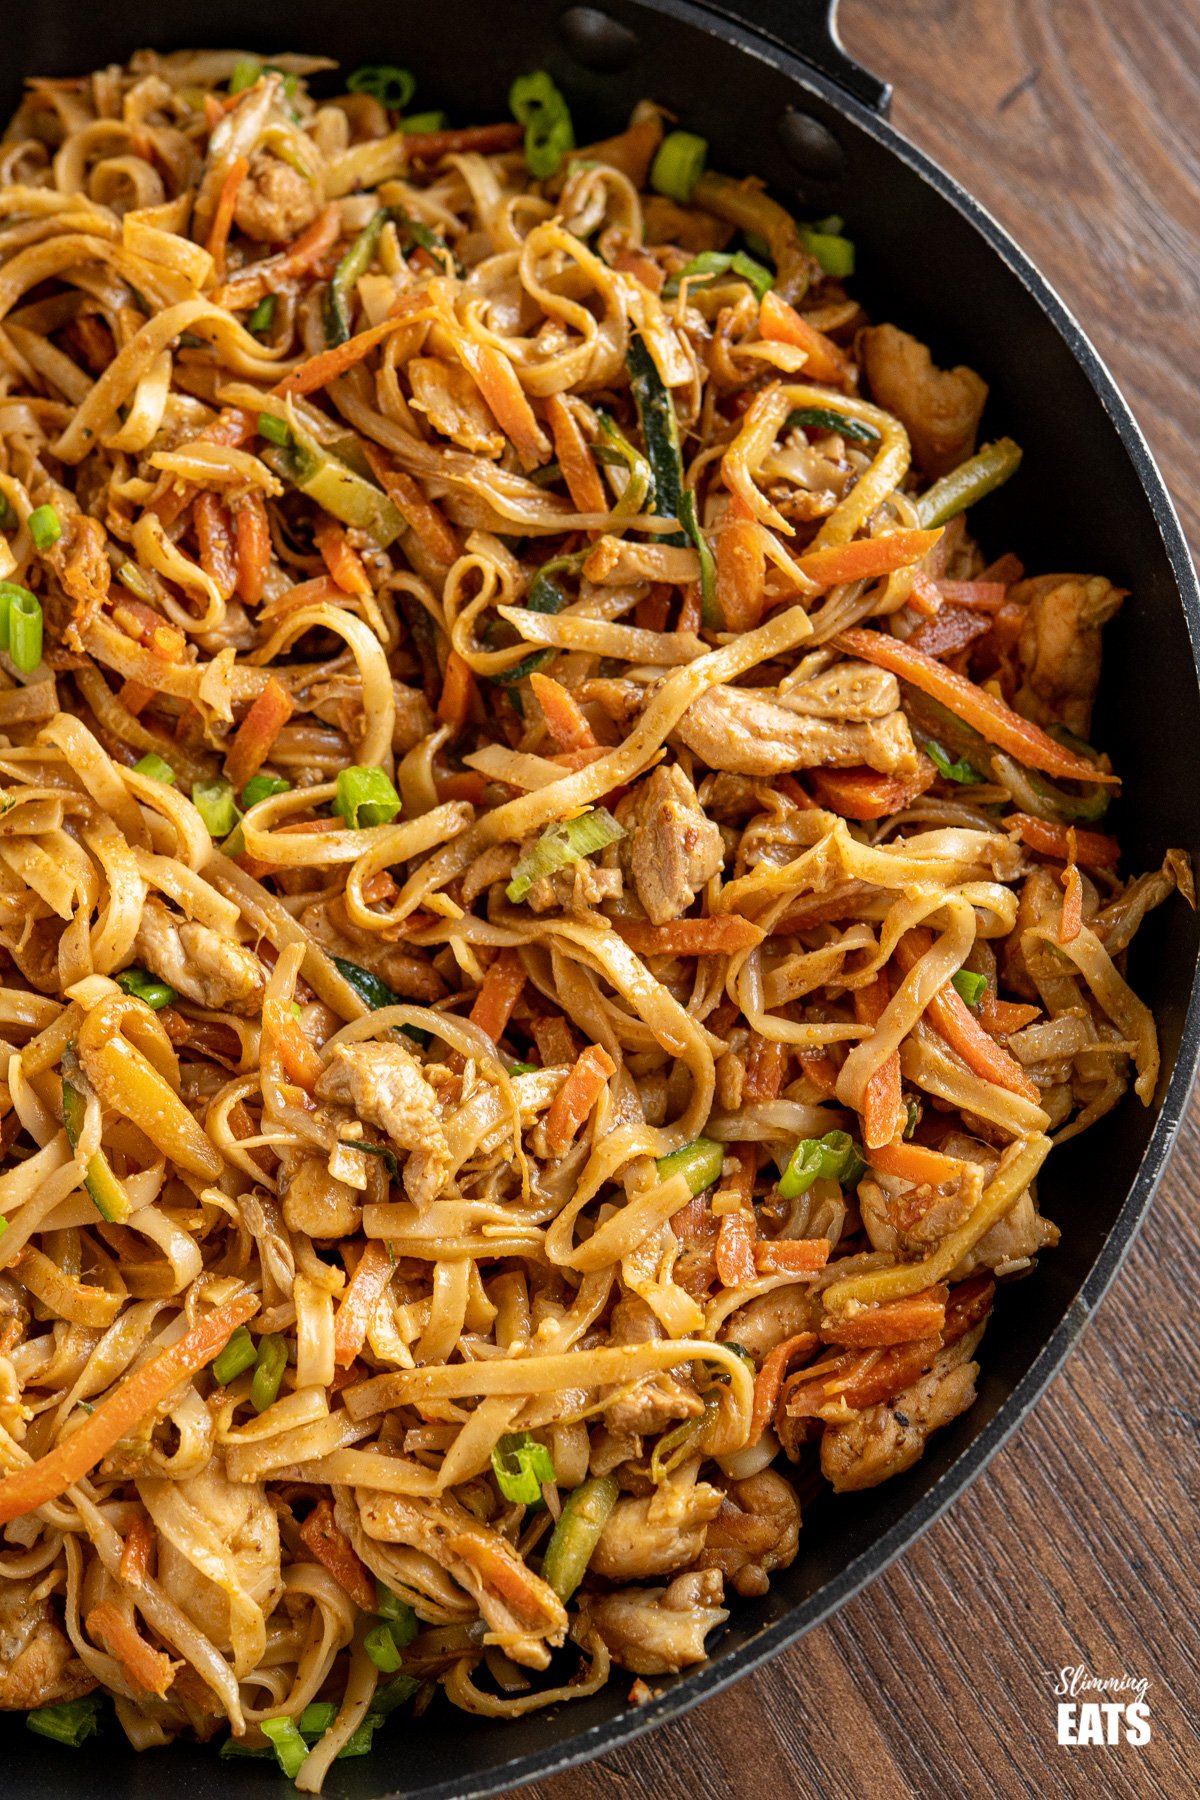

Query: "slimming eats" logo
[[1048, 1666, 1152, 1746]]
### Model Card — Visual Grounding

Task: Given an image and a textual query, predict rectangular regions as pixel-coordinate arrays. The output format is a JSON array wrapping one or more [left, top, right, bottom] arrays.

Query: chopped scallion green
[[0, 583, 44, 671], [650, 129, 708, 203], [777, 1129, 865, 1200], [247, 294, 276, 336], [30, 504, 64, 550], [192, 777, 241, 837], [241, 773, 290, 809], [116, 967, 177, 1009], [951, 969, 988, 1008], [259, 1715, 308, 1780], [250, 1333, 288, 1412], [402, 110, 447, 133], [506, 806, 624, 903], [227, 58, 262, 94], [257, 410, 292, 447], [212, 1324, 258, 1386], [26, 1694, 103, 1747], [509, 70, 574, 180], [132, 751, 176, 786], [346, 65, 416, 110], [491, 1430, 555, 1505], [334, 765, 402, 829]]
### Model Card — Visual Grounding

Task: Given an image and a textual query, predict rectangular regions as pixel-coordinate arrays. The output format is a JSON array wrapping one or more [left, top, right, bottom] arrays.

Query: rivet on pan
[[777, 108, 845, 179], [559, 6, 640, 73]]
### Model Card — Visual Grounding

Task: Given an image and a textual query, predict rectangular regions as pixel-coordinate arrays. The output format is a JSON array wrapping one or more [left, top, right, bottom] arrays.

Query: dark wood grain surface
[[516, 3, 1200, 1796]]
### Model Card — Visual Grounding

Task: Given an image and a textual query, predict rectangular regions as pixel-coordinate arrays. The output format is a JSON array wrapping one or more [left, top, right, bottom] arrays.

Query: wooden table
[[518, 3, 1200, 1794]]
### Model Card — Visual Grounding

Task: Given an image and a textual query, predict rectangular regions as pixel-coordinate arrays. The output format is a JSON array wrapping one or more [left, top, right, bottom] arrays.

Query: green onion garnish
[[650, 129, 708, 203], [375, 1584, 419, 1641], [347, 65, 416, 109], [951, 969, 988, 1008], [241, 773, 290, 809], [250, 1333, 288, 1412], [257, 411, 291, 447], [259, 1716, 308, 1780], [334, 765, 402, 830], [192, 777, 240, 838], [655, 1136, 724, 1196], [116, 967, 177, 1010], [28, 504, 62, 551], [402, 110, 447, 133], [26, 1695, 104, 1747], [247, 294, 276, 336], [508, 1060, 539, 1076], [212, 1324, 258, 1386], [0, 583, 44, 672], [777, 1129, 865, 1200], [506, 806, 624, 904], [541, 1474, 619, 1600], [228, 57, 262, 94], [799, 224, 855, 277], [132, 751, 176, 786], [491, 1430, 555, 1505], [785, 406, 879, 446], [663, 248, 774, 301], [364, 1623, 404, 1673], [509, 70, 574, 180], [923, 738, 984, 785]]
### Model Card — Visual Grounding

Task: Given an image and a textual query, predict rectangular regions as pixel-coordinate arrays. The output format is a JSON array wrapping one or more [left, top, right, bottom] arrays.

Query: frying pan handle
[[703, 0, 891, 113]]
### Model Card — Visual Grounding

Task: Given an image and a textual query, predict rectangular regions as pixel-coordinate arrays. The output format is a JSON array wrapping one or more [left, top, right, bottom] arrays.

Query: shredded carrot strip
[[798, 1053, 841, 1097], [274, 315, 413, 398], [1060, 860, 1084, 944], [119, 1517, 154, 1588], [748, 1332, 819, 1441], [545, 393, 606, 518], [855, 973, 902, 1150], [436, 650, 476, 730], [543, 1044, 616, 1156], [297, 1496, 377, 1609], [529, 671, 597, 751], [758, 289, 849, 385], [675, 583, 702, 634], [87, 1603, 178, 1697], [908, 603, 992, 659], [206, 155, 248, 282], [468, 949, 526, 1044], [1007, 812, 1119, 871], [193, 491, 238, 600], [809, 759, 937, 822], [755, 1237, 831, 1275], [443, 316, 549, 471], [838, 627, 1120, 786], [435, 769, 488, 805], [214, 203, 341, 309], [979, 994, 1041, 1036], [403, 121, 524, 159], [910, 571, 1007, 614], [233, 491, 271, 606], [715, 1211, 757, 1288], [715, 495, 766, 633], [112, 599, 186, 663], [0, 1292, 258, 1524], [333, 1241, 394, 1369], [359, 444, 458, 564], [867, 1136, 965, 1188], [743, 1033, 786, 1104], [263, 996, 323, 1091], [117, 679, 155, 717], [796, 528, 943, 590], [821, 1284, 949, 1347], [225, 678, 294, 792], [613, 916, 764, 956], [314, 516, 370, 595], [895, 928, 1042, 1103]]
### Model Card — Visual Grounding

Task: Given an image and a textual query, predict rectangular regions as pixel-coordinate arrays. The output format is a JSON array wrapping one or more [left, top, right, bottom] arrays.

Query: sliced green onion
[[509, 70, 574, 180], [923, 737, 984, 785], [491, 1430, 555, 1505], [627, 332, 685, 544], [28, 504, 62, 551], [375, 1584, 419, 1643], [785, 405, 879, 446], [297, 1702, 338, 1738], [337, 1715, 384, 1757], [347, 65, 416, 110], [262, 64, 300, 101], [250, 1334, 288, 1413], [26, 1695, 103, 1747], [650, 129, 707, 203], [541, 1474, 619, 1601], [0, 583, 44, 672], [240, 773, 290, 810], [663, 248, 774, 301], [0, 1216, 7, 1239], [258, 410, 291, 447], [247, 294, 276, 336], [334, 765, 402, 829], [917, 437, 1023, 528], [656, 1136, 724, 1196], [508, 1060, 539, 1076], [132, 750, 176, 785], [364, 1623, 405, 1673], [192, 777, 240, 838], [951, 969, 988, 1008], [212, 1324, 257, 1386], [61, 1068, 132, 1224], [402, 110, 447, 133], [260, 1716, 308, 1780], [116, 967, 177, 1009], [904, 1096, 921, 1139], [678, 487, 719, 628], [324, 208, 388, 347], [372, 1673, 420, 1716], [506, 806, 625, 904], [799, 224, 855, 277], [228, 57, 262, 94], [778, 1128, 865, 1200]]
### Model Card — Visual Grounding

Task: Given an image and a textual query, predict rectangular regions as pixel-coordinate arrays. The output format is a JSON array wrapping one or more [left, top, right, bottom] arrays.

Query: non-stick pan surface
[[1, 4, 1197, 1796]]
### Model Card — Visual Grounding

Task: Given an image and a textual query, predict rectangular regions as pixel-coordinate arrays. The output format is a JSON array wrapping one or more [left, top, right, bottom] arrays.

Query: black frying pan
[[2, 4, 1198, 1797]]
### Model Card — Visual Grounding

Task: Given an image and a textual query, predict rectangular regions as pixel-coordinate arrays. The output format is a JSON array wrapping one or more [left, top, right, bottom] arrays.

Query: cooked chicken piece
[[820, 1334, 980, 1492], [148, 1460, 282, 1676], [953, 1188, 1059, 1275], [860, 323, 988, 477], [232, 150, 321, 243], [356, 1489, 567, 1670], [574, 1569, 729, 1675], [675, 683, 920, 778], [279, 1149, 362, 1238], [461, 844, 518, 907], [132, 895, 265, 1015], [590, 1468, 723, 1580], [601, 1296, 703, 1437], [643, 194, 735, 253], [45, 510, 110, 623], [1002, 866, 1061, 1002], [722, 1283, 821, 1360], [621, 764, 725, 925], [315, 1041, 450, 1208], [393, 682, 436, 753], [0, 1577, 96, 1710], [408, 357, 505, 457], [696, 1470, 801, 1597], [778, 662, 901, 721], [1012, 574, 1125, 738], [525, 859, 623, 915]]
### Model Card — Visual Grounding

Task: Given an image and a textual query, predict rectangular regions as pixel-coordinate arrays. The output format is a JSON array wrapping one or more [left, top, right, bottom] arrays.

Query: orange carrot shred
[[468, 949, 526, 1044], [263, 996, 323, 1091], [314, 516, 370, 595], [545, 393, 606, 518], [715, 495, 765, 633], [360, 445, 458, 564], [297, 1497, 377, 1610], [809, 759, 937, 821], [758, 289, 849, 386], [233, 491, 271, 606], [224, 678, 294, 792], [119, 1517, 154, 1588], [749, 1332, 819, 1441], [796, 529, 943, 590], [529, 671, 597, 751], [855, 973, 902, 1150], [867, 1137, 965, 1188], [436, 650, 476, 730], [333, 1241, 394, 1369], [1059, 860, 1084, 944], [820, 1285, 948, 1348], [754, 1238, 831, 1275], [715, 1211, 757, 1288], [894, 928, 1042, 1104], [1007, 812, 1119, 872], [543, 1044, 615, 1156], [206, 155, 248, 282], [87, 1603, 179, 1697]]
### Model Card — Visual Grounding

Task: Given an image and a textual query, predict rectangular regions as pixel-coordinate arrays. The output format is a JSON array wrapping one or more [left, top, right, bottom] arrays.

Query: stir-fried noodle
[[0, 48, 1188, 1780]]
